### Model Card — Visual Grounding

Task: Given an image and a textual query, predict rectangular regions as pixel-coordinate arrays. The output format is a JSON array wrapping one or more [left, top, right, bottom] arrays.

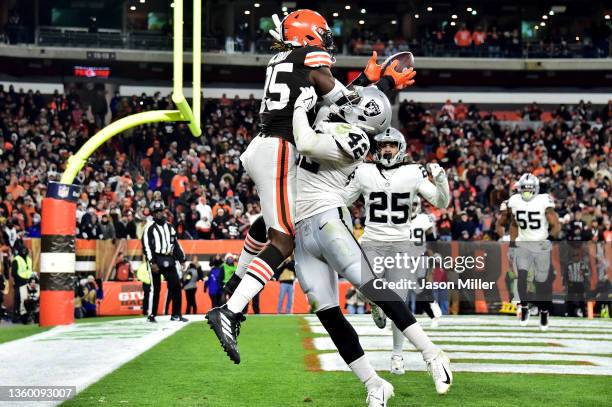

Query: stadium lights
[[391, 20, 397, 24], [139, 0, 145, 3], [549, 10, 554, 15], [605, 14, 610, 20], [576, 36, 580, 41], [427, 6, 433, 12], [359, 20, 365, 24], [283, 11, 288, 16], [244, 10, 251, 15], [542, 15, 548, 20], [450, 21, 456, 26], [467, 7, 472, 12], [540, 21, 546, 26], [254, 3, 260, 7], [361, 8, 366, 14], [414, 14, 420, 19], [333, 12, 339, 17], [345, 5, 351, 10], [130, 5, 136, 11], [534, 25, 539, 30], [282, 6, 287, 11], [170, 2, 174, 7], [452, 14, 458, 19], [471, 10, 477, 15]]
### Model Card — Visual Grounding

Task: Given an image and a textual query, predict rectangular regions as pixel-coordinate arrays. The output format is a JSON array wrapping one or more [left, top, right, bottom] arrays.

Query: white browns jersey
[[508, 193, 555, 241], [295, 122, 369, 223], [344, 163, 428, 242]]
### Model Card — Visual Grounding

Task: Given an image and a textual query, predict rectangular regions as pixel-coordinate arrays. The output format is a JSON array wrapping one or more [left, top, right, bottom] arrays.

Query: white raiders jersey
[[344, 163, 428, 242], [409, 213, 436, 244], [295, 122, 369, 223], [507, 193, 555, 241]]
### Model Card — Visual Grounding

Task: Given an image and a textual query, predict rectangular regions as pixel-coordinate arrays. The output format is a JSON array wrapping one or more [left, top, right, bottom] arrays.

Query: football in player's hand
[[381, 52, 415, 73]]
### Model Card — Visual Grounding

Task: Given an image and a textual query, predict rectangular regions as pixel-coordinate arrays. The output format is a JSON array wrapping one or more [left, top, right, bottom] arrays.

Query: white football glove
[[427, 163, 446, 183], [294, 86, 318, 112]]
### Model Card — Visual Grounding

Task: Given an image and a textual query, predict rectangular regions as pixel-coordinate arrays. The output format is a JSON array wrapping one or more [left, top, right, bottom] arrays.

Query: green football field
[[36, 315, 609, 407]]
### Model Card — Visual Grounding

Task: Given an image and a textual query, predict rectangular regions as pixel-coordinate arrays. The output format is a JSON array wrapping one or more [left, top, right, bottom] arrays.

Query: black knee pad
[[316, 306, 364, 364], [248, 215, 267, 243]]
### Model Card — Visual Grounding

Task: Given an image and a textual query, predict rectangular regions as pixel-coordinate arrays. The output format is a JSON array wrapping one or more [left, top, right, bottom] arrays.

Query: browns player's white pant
[[515, 242, 552, 283], [294, 207, 377, 312], [241, 135, 296, 236]]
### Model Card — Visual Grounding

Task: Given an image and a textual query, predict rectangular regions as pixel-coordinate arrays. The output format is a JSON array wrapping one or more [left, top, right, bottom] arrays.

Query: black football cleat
[[171, 315, 189, 322], [147, 315, 157, 323], [206, 305, 246, 364]]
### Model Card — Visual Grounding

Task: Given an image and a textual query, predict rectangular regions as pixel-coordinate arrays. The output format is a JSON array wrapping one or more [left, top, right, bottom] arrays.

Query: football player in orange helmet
[[206, 9, 416, 368]]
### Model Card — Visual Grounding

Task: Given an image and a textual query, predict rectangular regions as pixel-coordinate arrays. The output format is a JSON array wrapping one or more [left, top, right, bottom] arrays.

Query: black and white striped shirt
[[142, 221, 186, 266]]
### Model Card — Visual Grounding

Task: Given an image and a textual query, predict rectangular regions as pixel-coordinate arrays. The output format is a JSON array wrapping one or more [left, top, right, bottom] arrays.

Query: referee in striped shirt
[[143, 200, 187, 322]]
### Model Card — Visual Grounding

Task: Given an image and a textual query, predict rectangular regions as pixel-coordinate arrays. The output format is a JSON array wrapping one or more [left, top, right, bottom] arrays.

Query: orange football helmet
[[281, 9, 334, 50]]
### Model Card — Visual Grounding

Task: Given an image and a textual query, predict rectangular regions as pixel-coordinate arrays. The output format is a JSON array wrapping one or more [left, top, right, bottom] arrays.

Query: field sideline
[[2, 315, 611, 406]]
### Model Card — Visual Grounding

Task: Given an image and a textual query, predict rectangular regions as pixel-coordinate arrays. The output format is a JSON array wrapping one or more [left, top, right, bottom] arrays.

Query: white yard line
[[309, 325, 612, 339], [307, 315, 612, 375], [318, 352, 612, 375], [0, 316, 203, 406]]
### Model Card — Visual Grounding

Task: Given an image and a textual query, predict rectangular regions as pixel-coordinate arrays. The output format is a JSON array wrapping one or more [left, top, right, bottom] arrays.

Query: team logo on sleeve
[[364, 100, 381, 117]]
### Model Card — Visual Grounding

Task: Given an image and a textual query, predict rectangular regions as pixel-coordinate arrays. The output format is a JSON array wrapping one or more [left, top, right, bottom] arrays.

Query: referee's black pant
[[150, 265, 182, 317]]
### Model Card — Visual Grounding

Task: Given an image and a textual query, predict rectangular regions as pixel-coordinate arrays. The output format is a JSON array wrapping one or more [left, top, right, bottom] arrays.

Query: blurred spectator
[[346, 286, 366, 314], [439, 99, 455, 120], [276, 259, 295, 314], [100, 214, 116, 240], [11, 243, 32, 322], [136, 259, 151, 315], [82, 275, 99, 317], [114, 252, 133, 281], [182, 256, 201, 314], [205, 254, 224, 308], [0, 272, 7, 319], [88, 17, 98, 34], [353, 218, 364, 240], [454, 24, 472, 49], [19, 276, 39, 324], [472, 26, 486, 50]]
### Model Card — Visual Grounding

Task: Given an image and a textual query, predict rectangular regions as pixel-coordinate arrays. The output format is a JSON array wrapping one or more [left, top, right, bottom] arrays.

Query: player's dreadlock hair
[[270, 40, 292, 52]]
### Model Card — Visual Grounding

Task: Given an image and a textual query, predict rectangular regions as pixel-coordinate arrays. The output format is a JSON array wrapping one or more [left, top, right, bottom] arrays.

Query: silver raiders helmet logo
[[364, 100, 381, 117]]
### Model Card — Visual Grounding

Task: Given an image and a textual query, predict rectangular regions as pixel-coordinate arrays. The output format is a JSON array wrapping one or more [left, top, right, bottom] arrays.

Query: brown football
[[380, 51, 415, 73]]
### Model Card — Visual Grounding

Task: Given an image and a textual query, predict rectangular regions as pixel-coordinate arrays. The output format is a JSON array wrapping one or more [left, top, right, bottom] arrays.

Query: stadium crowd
[[0, 84, 610, 256]]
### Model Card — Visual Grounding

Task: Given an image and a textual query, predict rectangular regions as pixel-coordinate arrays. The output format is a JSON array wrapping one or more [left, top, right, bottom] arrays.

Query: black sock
[[316, 306, 365, 364]]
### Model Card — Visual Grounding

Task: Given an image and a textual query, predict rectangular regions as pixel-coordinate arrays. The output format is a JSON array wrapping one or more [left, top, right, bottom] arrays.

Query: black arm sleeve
[[349, 72, 372, 88], [374, 76, 398, 100]]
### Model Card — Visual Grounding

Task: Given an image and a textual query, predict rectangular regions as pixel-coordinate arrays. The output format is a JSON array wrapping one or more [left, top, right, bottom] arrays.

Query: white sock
[[403, 323, 439, 361], [226, 257, 273, 314], [349, 355, 381, 391], [235, 235, 267, 278], [391, 322, 404, 356]]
